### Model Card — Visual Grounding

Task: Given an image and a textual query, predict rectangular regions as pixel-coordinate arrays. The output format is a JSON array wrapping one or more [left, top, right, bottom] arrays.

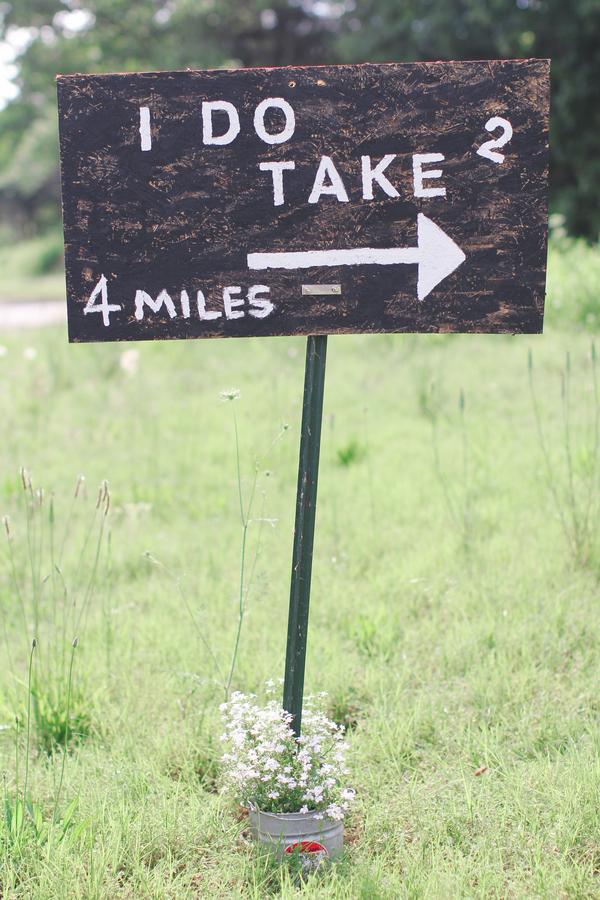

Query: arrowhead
[[416, 213, 466, 301]]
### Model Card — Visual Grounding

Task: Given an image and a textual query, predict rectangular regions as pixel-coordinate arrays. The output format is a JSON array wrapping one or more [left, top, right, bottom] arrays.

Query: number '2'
[[476, 116, 513, 164]]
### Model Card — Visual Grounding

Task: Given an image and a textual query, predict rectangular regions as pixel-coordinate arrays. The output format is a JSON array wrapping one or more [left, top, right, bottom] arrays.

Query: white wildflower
[[326, 803, 344, 821], [119, 348, 139, 375], [220, 388, 240, 401]]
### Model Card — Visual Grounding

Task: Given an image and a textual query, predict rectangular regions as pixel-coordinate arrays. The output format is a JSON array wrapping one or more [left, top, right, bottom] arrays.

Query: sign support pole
[[283, 334, 328, 737]]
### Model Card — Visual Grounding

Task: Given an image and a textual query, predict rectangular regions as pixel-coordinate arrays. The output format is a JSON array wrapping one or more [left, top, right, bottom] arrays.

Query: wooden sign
[[57, 59, 549, 343]]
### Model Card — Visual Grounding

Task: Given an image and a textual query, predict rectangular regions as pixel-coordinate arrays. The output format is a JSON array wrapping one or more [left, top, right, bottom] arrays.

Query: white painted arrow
[[247, 213, 466, 301]]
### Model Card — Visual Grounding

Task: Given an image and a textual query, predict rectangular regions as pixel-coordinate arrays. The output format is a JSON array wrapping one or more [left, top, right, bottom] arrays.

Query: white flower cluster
[[219, 690, 355, 820]]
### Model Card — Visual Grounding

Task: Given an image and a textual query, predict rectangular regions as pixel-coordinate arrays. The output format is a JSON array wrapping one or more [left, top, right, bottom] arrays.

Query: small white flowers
[[220, 687, 355, 819], [220, 388, 240, 401], [326, 803, 344, 821], [119, 349, 139, 376], [23, 346, 37, 360]]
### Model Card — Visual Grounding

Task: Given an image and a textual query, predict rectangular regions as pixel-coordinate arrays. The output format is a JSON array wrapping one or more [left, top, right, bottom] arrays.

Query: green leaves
[[339, 0, 600, 240], [3, 792, 81, 848], [4, 794, 24, 841]]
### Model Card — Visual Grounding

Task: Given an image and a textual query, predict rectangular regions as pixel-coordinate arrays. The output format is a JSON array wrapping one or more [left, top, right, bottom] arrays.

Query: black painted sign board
[[57, 59, 549, 343]]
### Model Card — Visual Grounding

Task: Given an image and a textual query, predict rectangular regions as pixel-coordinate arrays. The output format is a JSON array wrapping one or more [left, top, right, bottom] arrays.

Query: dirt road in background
[[0, 301, 66, 330]]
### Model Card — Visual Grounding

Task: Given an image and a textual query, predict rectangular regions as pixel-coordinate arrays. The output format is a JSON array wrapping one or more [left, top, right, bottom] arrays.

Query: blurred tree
[[0, 0, 343, 240], [0, 0, 599, 243], [337, 0, 600, 240]]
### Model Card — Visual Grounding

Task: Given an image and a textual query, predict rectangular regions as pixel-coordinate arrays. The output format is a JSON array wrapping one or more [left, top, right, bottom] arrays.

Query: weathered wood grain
[[57, 59, 549, 343]]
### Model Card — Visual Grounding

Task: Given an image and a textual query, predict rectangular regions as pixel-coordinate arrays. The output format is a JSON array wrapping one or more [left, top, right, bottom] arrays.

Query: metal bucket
[[248, 808, 343, 864]]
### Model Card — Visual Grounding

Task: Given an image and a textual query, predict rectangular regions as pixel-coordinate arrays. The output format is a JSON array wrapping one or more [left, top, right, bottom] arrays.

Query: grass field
[[0, 240, 599, 897]]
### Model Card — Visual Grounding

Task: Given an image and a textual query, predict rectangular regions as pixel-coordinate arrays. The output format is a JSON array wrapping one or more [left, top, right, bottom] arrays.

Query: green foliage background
[[0, 0, 599, 245]]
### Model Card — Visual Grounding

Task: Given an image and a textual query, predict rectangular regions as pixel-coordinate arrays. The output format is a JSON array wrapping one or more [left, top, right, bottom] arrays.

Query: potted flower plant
[[220, 687, 355, 864]]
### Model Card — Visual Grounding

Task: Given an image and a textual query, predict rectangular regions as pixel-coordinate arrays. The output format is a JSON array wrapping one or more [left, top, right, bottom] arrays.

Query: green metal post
[[283, 334, 328, 736]]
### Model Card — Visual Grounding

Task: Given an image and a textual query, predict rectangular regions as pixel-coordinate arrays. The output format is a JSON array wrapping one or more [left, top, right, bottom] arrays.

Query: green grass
[[0, 273, 65, 304], [0, 248, 599, 896], [546, 219, 600, 330], [0, 230, 65, 302]]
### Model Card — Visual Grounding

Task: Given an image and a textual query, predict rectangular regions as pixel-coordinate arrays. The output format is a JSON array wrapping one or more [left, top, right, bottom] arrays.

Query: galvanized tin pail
[[248, 808, 343, 863]]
